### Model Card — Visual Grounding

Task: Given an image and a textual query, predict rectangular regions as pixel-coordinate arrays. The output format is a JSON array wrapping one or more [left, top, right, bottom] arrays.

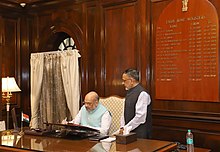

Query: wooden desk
[[0, 134, 177, 152]]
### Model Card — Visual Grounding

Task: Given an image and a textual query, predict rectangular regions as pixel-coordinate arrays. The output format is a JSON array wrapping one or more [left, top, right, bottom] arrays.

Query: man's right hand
[[112, 129, 120, 136]]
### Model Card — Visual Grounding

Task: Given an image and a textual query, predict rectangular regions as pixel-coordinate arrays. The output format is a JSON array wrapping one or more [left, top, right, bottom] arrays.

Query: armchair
[[99, 96, 125, 135]]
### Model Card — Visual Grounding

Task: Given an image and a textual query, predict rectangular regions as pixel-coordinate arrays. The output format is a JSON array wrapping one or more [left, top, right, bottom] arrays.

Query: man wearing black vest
[[120, 68, 152, 139]]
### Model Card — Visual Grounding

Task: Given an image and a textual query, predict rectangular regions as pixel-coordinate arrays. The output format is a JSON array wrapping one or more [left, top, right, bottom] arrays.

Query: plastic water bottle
[[186, 129, 194, 152]]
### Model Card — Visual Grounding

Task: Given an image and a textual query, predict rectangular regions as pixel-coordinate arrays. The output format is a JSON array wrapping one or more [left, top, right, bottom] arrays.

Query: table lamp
[[2, 77, 21, 135]]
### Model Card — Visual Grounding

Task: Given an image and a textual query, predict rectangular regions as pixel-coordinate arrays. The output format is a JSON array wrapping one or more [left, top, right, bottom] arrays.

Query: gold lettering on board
[[182, 0, 189, 12]]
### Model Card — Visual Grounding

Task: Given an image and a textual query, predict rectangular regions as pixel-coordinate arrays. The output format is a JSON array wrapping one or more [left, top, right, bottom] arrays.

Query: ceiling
[[0, 0, 46, 8], [15, 0, 48, 8], [10, 0, 46, 4], [7, 0, 72, 4], [0, 0, 72, 9]]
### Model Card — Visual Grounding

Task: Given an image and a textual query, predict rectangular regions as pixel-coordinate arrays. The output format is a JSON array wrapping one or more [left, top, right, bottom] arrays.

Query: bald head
[[84, 91, 99, 111], [85, 91, 99, 101]]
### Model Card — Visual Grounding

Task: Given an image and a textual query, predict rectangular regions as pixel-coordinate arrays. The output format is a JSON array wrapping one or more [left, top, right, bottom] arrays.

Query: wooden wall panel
[[83, 2, 98, 97], [103, 2, 138, 96], [101, 0, 150, 97], [0, 16, 3, 119], [2, 17, 21, 107], [20, 15, 32, 115], [0, 14, 22, 127]]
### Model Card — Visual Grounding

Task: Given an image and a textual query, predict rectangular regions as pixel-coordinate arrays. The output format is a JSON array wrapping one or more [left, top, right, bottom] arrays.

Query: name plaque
[[155, 0, 219, 101]]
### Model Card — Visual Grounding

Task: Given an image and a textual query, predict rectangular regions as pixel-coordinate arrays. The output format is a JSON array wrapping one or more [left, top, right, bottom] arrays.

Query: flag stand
[[19, 111, 25, 136], [19, 120, 24, 136]]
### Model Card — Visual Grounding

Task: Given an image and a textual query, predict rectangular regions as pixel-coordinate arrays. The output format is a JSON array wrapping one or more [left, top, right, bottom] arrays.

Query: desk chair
[[99, 96, 125, 135]]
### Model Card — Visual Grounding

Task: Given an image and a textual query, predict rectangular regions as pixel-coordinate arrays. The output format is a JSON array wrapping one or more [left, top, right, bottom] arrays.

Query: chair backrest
[[99, 96, 125, 135]]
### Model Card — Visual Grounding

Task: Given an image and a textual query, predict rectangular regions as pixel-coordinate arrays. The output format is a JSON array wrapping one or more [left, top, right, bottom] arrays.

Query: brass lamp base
[[2, 129, 24, 137], [1, 129, 13, 136]]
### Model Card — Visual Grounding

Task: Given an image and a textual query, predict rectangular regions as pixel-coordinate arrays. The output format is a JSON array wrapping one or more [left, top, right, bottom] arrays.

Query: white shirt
[[73, 109, 112, 135], [120, 91, 151, 131]]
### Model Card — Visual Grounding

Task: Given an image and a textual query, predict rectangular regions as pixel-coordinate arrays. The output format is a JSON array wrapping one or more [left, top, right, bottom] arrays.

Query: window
[[58, 37, 77, 51]]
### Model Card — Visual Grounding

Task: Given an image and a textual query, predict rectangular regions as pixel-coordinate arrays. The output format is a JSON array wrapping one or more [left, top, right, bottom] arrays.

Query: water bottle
[[186, 129, 194, 152]]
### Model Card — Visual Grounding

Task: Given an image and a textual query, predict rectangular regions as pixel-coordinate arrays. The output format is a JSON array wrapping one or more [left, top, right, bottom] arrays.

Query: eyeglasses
[[83, 101, 93, 106], [122, 79, 131, 83]]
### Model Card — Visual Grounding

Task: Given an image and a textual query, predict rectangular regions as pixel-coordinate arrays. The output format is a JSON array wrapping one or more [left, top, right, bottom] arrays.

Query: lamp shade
[[2, 77, 21, 92]]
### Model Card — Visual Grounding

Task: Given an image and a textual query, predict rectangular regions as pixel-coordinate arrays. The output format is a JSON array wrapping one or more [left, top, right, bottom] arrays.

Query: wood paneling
[[101, 0, 150, 96], [2, 17, 21, 107], [18, 0, 151, 100], [103, 1, 138, 96], [20, 14, 32, 114], [0, 13, 22, 127], [0, 0, 220, 151], [83, 2, 97, 96], [0, 16, 3, 119]]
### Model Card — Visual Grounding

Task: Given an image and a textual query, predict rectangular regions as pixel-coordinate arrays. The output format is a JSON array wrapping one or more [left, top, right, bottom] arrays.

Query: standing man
[[62, 91, 112, 135], [120, 68, 152, 138]]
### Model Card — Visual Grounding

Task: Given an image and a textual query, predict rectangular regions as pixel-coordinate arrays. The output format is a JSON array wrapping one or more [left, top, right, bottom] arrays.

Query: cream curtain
[[30, 54, 44, 129], [61, 50, 81, 118], [30, 49, 81, 129]]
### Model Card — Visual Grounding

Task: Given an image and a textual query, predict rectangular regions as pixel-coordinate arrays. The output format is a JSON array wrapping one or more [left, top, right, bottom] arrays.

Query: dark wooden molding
[[153, 109, 220, 121]]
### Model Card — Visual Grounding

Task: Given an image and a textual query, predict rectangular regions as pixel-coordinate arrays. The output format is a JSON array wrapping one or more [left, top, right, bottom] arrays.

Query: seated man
[[62, 91, 112, 135]]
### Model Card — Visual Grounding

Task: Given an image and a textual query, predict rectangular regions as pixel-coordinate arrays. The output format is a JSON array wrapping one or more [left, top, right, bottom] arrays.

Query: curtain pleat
[[30, 54, 44, 129], [61, 50, 81, 118]]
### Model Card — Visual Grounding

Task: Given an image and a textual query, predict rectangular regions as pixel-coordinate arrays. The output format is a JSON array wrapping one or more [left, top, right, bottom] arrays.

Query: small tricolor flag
[[22, 112, 30, 123]]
